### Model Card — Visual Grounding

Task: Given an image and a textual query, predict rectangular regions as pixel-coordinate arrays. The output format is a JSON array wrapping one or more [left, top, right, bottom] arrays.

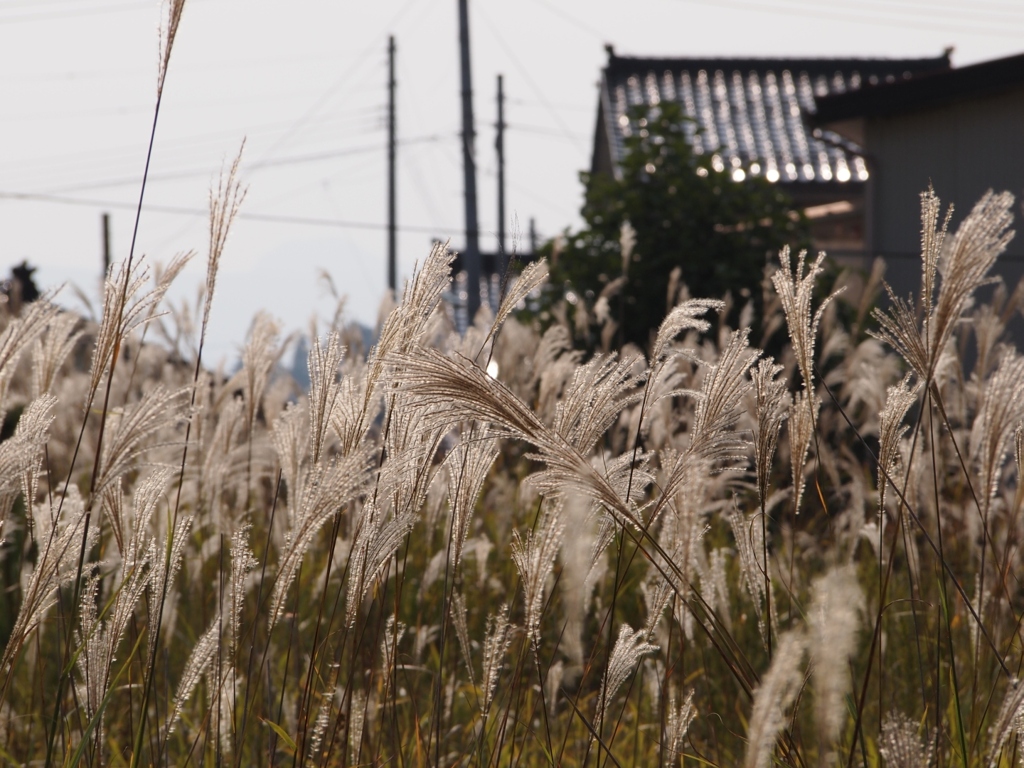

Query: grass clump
[[2, 186, 1024, 767]]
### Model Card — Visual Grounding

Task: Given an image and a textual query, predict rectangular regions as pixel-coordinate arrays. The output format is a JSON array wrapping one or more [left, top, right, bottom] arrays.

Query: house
[[810, 51, 1024, 299], [590, 47, 951, 258]]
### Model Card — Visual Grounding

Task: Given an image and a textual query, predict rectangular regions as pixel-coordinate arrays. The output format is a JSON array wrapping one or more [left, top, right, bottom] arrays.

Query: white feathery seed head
[[31, 311, 81, 400], [511, 508, 565, 643], [269, 447, 372, 631], [752, 356, 789, 508], [596, 623, 658, 732], [663, 688, 697, 768], [203, 142, 246, 343], [349, 689, 367, 765], [789, 390, 819, 514], [743, 628, 807, 768], [485, 259, 548, 347], [971, 351, 1024, 516], [306, 685, 338, 763], [877, 374, 919, 515], [771, 246, 844, 394], [728, 505, 770, 648], [166, 618, 219, 736], [880, 711, 935, 768], [808, 566, 864, 752], [482, 605, 513, 715], [306, 331, 345, 466], [446, 432, 499, 574], [451, 591, 475, 687], [987, 677, 1024, 768], [652, 298, 725, 362]]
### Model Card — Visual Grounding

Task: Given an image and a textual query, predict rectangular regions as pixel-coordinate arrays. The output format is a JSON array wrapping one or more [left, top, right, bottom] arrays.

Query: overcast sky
[[1, 0, 1022, 363]]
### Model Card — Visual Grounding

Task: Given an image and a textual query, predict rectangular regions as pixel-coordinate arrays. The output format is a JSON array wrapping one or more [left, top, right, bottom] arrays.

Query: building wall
[[866, 85, 1024, 257], [864, 84, 1024, 302]]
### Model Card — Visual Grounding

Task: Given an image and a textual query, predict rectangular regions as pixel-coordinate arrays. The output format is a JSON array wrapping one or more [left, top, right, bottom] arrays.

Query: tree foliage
[[548, 101, 809, 349]]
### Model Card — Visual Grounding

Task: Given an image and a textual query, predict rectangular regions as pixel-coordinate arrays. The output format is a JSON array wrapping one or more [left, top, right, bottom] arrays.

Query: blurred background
[[0, 0, 1020, 363]]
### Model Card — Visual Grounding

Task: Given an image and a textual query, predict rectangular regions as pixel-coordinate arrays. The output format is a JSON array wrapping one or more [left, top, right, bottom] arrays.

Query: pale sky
[[1, 0, 1022, 363]]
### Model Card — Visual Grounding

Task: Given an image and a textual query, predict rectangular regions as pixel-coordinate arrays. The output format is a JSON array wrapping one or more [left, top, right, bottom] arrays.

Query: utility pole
[[387, 36, 397, 296], [101, 212, 111, 277], [495, 74, 506, 278], [458, 0, 481, 322]]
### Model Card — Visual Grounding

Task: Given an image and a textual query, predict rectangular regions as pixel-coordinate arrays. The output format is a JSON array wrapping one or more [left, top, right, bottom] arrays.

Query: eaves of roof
[[811, 51, 1024, 123]]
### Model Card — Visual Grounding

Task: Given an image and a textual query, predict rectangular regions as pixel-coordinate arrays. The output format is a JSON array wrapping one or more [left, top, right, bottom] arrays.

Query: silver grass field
[[6, 5, 1024, 768]]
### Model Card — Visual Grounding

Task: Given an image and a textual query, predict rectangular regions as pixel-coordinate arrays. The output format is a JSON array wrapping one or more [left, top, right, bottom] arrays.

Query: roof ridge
[[608, 55, 949, 63], [605, 57, 950, 74], [602, 48, 952, 70]]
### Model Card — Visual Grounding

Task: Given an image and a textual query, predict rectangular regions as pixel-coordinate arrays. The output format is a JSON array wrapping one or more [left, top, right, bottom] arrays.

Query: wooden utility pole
[[495, 74, 506, 278], [101, 212, 111, 277], [458, 0, 481, 321], [387, 36, 397, 296]]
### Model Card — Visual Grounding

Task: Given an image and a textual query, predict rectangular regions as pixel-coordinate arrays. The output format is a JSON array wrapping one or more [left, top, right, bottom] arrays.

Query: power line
[[887, 0, 1024, 16], [250, 0, 421, 168], [7, 52, 384, 84], [0, 0, 147, 23], [799, 0, 1024, 26], [497, 173, 577, 221], [815, 0, 1024, 21], [672, 0, 1024, 38], [2, 129, 386, 199], [0, 0, 139, 7], [508, 123, 589, 142], [0, 108, 385, 176], [474, 4, 584, 149], [396, 53, 456, 228], [40, 135, 448, 195], [522, 0, 607, 41], [5, 90, 381, 126], [508, 97, 594, 113], [0, 190, 461, 235]]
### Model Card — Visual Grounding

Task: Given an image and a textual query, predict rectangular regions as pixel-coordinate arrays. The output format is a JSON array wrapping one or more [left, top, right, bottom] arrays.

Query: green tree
[[549, 101, 808, 349]]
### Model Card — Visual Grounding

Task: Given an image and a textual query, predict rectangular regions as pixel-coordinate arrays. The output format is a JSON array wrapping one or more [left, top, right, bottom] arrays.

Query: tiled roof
[[599, 52, 951, 185]]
